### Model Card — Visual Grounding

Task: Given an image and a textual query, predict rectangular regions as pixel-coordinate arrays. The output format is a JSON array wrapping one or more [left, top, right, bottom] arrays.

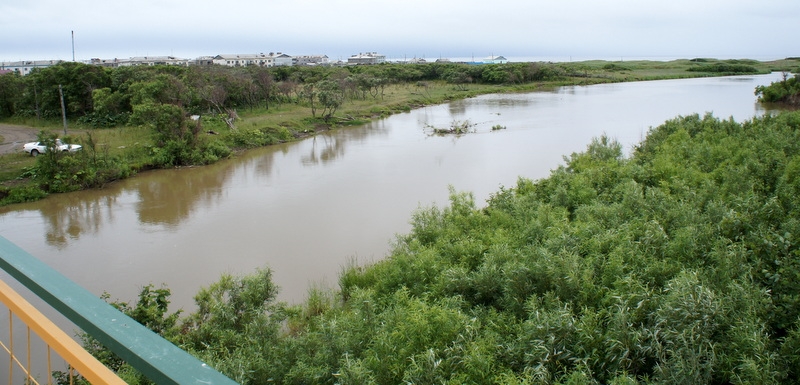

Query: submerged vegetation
[[82, 110, 800, 384], [426, 119, 477, 135], [0, 57, 797, 205]]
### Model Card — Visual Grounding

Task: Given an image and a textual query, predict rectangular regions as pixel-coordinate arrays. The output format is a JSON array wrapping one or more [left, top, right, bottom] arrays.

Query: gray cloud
[[2, 0, 797, 61]]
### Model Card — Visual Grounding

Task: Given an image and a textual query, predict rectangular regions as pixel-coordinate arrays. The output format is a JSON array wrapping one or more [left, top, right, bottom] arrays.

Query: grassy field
[[1, 58, 797, 194]]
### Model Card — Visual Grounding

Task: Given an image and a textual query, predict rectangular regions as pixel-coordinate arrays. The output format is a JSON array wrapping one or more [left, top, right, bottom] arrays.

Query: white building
[[293, 55, 329, 66], [212, 52, 293, 67], [213, 54, 275, 67], [89, 56, 190, 67], [347, 52, 386, 65], [0, 60, 64, 75], [272, 53, 293, 66]]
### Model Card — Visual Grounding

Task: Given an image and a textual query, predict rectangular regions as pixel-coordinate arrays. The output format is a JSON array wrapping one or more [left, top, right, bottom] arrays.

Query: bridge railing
[[1, 277, 127, 384], [0, 235, 238, 385]]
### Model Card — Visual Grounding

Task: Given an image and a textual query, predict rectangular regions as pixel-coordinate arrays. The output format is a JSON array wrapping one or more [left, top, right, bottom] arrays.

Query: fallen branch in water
[[426, 119, 476, 135]]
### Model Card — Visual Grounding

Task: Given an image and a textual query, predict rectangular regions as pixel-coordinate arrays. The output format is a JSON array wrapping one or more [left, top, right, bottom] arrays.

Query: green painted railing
[[0, 235, 238, 385]]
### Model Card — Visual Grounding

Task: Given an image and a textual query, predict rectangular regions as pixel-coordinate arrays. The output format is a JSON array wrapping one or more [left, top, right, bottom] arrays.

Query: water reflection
[[302, 135, 346, 165], [477, 95, 535, 108], [40, 190, 123, 249], [134, 164, 233, 229], [448, 101, 467, 115]]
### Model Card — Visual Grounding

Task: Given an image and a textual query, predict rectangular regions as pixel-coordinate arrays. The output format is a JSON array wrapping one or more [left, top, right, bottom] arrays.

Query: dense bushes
[[687, 62, 760, 74], [89, 111, 800, 384], [756, 73, 800, 105], [26, 131, 132, 193], [328, 111, 799, 384]]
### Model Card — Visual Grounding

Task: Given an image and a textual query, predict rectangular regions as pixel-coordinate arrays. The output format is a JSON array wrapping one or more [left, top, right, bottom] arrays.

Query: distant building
[[213, 54, 275, 67], [483, 55, 508, 64], [210, 53, 293, 67], [193, 56, 216, 66], [272, 53, 293, 67], [0, 60, 64, 75], [90, 56, 190, 67], [293, 55, 330, 66], [89, 58, 122, 67], [464, 55, 509, 65], [347, 52, 386, 65]]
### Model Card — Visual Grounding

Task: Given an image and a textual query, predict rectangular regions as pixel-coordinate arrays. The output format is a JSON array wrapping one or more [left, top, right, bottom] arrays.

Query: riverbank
[[0, 57, 797, 205]]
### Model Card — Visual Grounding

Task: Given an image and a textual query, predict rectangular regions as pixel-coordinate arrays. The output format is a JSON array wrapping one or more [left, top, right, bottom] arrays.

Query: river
[[0, 73, 786, 311]]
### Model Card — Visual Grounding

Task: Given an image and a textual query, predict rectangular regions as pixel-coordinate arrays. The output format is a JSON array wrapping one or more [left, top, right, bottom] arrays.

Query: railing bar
[[0, 337, 21, 369], [0, 235, 237, 385], [1, 326, 44, 385], [0, 279, 126, 385], [8, 308, 13, 385], [27, 326, 32, 384], [26, 326, 43, 385], [48, 345, 53, 385], [0, 337, 14, 354], [0, 342, 25, 370], [1, 339, 33, 383], [2, 335, 43, 385]]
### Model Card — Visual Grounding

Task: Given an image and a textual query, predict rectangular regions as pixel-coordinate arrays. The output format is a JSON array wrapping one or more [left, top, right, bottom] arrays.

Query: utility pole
[[59, 85, 67, 135], [71, 30, 75, 62]]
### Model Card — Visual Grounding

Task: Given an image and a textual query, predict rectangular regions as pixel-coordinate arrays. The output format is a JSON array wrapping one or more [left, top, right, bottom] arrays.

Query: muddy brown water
[[0, 73, 787, 313]]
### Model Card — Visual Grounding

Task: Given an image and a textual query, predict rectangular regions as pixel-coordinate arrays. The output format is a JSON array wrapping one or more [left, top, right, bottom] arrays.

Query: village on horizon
[[0, 51, 510, 76]]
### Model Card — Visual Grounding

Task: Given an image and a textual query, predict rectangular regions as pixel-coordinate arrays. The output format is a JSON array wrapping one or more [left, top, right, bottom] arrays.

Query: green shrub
[[756, 74, 800, 104], [0, 185, 48, 204], [686, 63, 759, 74]]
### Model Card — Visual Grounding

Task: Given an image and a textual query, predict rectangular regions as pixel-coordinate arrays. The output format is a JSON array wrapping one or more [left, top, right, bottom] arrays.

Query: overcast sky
[[1, 0, 798, 63]]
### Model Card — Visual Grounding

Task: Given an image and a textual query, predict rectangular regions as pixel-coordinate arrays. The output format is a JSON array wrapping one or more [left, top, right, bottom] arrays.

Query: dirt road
[[0, 124, 39, 155]]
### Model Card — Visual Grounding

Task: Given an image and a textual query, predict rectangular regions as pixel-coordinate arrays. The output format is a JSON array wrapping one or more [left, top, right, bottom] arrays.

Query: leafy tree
[[21, 62, 111, 119], [315, 79, 344, 120], [78, 87, 131, 127], [128, 73, 188, 107], [301, 80, 344, 120], [0, 71, 24, 117]]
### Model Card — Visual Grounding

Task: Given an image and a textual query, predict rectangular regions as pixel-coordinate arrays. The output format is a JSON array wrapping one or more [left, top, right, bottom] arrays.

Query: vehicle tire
[[31, 149, 39, 157]]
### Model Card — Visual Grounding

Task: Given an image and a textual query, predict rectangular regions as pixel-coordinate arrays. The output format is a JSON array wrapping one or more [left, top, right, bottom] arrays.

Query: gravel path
[[0, 124, 39, 155]]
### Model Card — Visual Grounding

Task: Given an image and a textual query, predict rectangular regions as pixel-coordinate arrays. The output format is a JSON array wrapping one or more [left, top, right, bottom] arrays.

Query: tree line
[[0, 61, 569, 124]]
